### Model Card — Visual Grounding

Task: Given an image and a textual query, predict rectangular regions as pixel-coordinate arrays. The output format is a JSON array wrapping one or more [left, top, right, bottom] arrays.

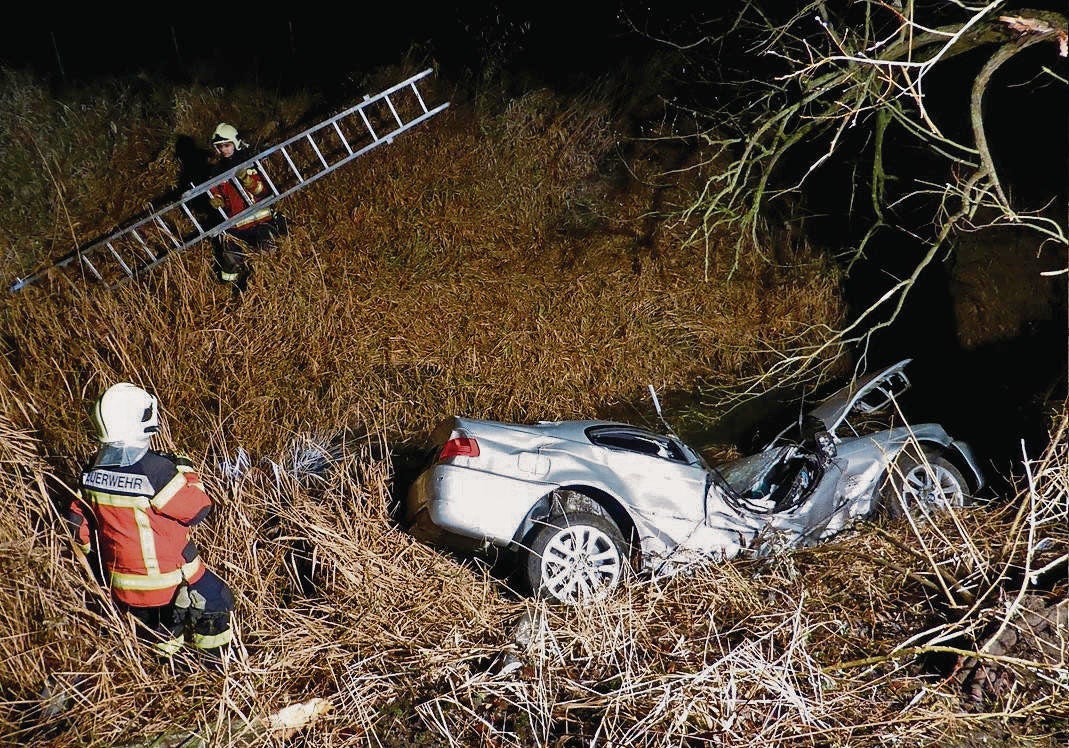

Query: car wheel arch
[[879, 425, 984, 494], [890, 439, 982, 495], [512, 486, 640, 566], [880, 450, 970, 517]]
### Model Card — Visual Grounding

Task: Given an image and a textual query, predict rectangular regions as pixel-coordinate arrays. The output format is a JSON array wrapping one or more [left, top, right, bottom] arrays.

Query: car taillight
[[438, 434, 480, 461]]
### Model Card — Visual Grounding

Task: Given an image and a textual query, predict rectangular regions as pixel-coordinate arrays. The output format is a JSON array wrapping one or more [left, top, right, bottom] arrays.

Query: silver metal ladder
[[10, 68, 449, 293]]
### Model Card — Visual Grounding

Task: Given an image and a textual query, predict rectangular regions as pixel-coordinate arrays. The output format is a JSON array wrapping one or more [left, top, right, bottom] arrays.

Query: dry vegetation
[[0, 64, 1065, 746]]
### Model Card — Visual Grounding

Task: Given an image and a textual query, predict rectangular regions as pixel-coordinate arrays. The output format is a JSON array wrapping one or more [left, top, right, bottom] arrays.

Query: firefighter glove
[[174, 584, 192, 613], [240, 170, 258, 190], [209, 195, 225, 209]]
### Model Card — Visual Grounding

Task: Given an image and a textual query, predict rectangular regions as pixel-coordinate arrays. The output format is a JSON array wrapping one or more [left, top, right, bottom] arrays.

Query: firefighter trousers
[[212, 213, 288, 291], [126, 569, 235, 659]]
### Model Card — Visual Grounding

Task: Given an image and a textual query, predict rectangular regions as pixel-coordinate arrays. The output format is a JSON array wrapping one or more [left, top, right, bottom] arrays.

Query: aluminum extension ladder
[[9, 68, 448, 293]]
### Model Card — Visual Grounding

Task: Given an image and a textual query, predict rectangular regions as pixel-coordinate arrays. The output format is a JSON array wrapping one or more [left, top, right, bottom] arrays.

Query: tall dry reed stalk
[[0, 66, 1062, 746]]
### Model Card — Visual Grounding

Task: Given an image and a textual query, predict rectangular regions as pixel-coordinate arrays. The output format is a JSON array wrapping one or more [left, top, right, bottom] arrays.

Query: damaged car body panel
[[807, 358, 912, 435], [406, 359, 986, 603]]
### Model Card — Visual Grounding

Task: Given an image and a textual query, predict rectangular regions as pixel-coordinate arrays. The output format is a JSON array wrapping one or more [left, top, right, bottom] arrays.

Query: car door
[[587, 427, 709, 540]]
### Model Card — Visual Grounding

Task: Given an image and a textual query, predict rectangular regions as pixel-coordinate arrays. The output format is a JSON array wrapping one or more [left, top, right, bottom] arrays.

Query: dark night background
[[2, 8, 1066, 484], [0, 10, 653, 92]]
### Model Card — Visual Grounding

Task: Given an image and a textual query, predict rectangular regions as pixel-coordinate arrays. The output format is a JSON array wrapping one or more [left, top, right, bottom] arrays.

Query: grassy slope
[[0, 66, 1064, 746]]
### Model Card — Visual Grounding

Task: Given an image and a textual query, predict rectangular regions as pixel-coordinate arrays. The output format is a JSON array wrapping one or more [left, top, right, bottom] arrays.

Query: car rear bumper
[[406, 463, 555, 546]]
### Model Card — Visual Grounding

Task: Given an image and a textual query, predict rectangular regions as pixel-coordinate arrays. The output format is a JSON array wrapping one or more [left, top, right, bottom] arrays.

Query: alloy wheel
[[540, 524, 622, 603]]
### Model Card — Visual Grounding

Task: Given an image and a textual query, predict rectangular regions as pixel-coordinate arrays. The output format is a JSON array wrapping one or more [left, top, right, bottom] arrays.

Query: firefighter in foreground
[[207, 122, 287, 292], [67, 383, 235, 660]]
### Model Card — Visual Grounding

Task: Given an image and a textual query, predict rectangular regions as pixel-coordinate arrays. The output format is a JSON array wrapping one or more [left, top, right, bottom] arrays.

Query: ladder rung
[[232, 176, 257, 205], [332, 121, 353, 155], [254, 160, 280, 196], [358, 108, 378, 142], [306, 133, 329, 170], [79, 253, 102, 281], [130, 228, 158, 261], [153, 216, 181, 248], [383, 94, 403, 128], [180, 203, 204, 234], [280, 145, 304, 183], [411, 82, 428, 114], [105, 242, 134, 277]]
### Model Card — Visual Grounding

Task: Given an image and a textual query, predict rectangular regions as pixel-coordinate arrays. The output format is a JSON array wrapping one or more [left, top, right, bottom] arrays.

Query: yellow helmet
[[91, 383, 159, 445], [211, 122, 242, 150]]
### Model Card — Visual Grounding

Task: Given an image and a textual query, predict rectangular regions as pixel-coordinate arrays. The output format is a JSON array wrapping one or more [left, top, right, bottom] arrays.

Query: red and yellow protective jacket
[[208, 149, 274, 230], [69, 451, 211, 607]]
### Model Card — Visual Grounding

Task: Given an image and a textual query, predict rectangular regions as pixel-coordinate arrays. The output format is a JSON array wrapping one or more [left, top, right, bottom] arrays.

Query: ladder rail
[[9, 68, 448, 293], [181, 67, 438, 208], [108, 100, 450, 291]]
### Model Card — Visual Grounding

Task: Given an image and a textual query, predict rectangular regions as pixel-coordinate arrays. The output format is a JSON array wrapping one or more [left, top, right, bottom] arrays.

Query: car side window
[[588, 429, 689, 463]]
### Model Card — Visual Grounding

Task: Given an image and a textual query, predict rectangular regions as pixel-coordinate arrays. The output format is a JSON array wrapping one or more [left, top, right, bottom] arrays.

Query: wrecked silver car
[[406, 359, 985, 603]]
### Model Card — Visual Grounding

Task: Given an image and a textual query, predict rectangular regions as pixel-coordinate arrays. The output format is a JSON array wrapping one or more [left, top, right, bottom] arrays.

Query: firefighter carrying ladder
[[9, 68, 448, 293]]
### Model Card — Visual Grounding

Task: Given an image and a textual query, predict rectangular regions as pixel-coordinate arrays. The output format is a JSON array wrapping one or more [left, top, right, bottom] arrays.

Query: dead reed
[[0, 67, 1063, 746]]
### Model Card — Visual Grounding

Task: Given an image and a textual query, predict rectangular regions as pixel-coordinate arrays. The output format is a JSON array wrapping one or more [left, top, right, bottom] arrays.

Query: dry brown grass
[[0, 67, 1064, 746]]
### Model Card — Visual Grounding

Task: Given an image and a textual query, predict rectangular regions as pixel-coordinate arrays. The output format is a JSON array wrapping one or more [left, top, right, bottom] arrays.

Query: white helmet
[[211, 122, 242, 150], [92, 383, 159, 445]]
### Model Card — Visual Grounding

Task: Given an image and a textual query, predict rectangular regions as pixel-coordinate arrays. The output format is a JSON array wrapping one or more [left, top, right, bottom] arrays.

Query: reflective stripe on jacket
[[70, 451, 211, 607]]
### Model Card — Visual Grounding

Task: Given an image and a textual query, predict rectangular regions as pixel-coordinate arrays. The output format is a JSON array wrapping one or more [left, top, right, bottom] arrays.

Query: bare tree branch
[[679, 2, 1068, 396]]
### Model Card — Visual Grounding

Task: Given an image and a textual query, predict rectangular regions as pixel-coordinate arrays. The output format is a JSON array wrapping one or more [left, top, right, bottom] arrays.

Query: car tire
[[522, 512, 627, 604], [881, 448, 969, 518]]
